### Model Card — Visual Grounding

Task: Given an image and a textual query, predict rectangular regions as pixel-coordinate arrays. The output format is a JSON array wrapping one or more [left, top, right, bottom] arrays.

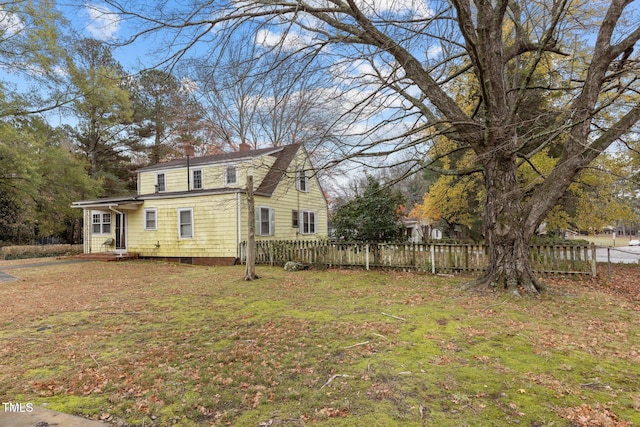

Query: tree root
[[464, 269, 546, 296]]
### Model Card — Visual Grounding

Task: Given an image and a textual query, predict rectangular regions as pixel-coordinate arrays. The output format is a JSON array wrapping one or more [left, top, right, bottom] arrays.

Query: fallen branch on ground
[[343, 341, 369, 349], [381, 312, 405, 321], [103, 312, 146, 315], [320, 374, 350, 389], [90, 353, 101, 369], [372, 333, 389, 341]]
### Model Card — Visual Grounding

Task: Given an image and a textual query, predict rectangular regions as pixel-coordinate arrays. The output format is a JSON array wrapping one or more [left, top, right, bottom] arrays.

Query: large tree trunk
[[470, 154, 546, 295]]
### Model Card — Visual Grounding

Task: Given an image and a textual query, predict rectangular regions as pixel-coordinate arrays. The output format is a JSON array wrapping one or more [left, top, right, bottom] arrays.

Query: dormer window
[[226, 166, 237, 185], [192, 169, 203, 190], [296, 167, 309, 192], [156, 173, 166, 192]]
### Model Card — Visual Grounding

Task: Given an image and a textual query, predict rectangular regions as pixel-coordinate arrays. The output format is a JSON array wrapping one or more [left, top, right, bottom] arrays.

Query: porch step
[[65, 253, 140, 262]]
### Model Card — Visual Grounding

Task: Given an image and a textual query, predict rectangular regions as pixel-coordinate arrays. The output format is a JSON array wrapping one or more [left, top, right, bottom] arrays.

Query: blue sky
[[60, 1, 430, 153], [64, 2, 156, 71], [7, 0, 636, 170]]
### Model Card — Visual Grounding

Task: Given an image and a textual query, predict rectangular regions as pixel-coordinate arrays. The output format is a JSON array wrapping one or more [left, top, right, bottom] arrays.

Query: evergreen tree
[[64, 38, 134, 196], [127, 69, 206, 164], [332, 177, 405, 243]]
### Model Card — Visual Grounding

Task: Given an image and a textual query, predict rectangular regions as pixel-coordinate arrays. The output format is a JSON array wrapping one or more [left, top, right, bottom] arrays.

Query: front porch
[[71, 196, 142, 256]]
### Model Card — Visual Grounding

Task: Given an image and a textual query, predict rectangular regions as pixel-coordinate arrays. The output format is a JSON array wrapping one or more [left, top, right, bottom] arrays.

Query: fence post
[[430, 244, 436, 274], [591, 243, 597, 277], [465, 245, 469, 272], [365, 243, 370, 270], [269, 241, 274, 266]]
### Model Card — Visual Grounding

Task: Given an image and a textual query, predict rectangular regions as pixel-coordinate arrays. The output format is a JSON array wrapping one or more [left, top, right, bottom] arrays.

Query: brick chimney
[[239, 142, 251, 152]]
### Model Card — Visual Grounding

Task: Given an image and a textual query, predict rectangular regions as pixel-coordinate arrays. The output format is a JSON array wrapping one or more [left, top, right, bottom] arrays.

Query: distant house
[[564, 229, 579, 240], [402, 218, 443, 243], [72, 143, 328, 265]]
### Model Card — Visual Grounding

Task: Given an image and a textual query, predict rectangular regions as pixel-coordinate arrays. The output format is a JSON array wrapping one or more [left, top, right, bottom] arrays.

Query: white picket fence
[[239, 240, 597, 276]]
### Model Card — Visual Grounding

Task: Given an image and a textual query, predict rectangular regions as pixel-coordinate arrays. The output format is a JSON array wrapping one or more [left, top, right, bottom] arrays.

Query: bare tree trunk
[[468, 154, 546, 295], [244, 175, 258, 281]]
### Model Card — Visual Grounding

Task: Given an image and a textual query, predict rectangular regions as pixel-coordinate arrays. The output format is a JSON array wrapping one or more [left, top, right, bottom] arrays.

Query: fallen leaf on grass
[[557, 403, 633, 427], [316, 407, 348, 418]]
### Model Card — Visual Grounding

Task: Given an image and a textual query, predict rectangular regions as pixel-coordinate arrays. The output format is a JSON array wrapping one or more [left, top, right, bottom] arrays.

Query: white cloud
[[0, 8, 25, 36], [52, 65, 69, 78], [426, 44, 442, 59], [355, 0, 434, 19], [301, 0, 432, 17], [84, 3, 121, 40], [255, 28, 313, 50]]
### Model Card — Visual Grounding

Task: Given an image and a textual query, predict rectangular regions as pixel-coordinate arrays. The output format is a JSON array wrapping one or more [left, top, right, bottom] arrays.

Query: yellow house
[[72, 144, 328, 265]]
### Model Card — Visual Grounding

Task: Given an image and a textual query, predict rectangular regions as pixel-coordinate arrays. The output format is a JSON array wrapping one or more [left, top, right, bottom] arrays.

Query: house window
[[296, 167, 309, 192], [292, 210, 299, 228], [156, 173, 166, 192], [91, 212, 111, 234], [144, 209, 157, 230], [226, 166, 237, 185], [192, 169, 202, 190], [178, 208, 193, 239], [255, 207, 275, 236], [301, 211, 316, 234]]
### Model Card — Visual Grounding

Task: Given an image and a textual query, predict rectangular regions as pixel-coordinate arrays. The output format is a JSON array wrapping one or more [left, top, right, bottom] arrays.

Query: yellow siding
[[249, 155, 277, 189], [126, 193, 241, 258], [138, 156, 276, 195], [138, 168, 190, 194], [241, 149, 328, 241]]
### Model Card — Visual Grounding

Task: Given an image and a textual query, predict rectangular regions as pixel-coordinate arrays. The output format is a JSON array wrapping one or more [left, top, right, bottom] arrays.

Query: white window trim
[[296, 167, 309, 192], [225, 165, 237, 185], [178, 208, 194, 239], [156, 172, 166, 192], [300, 210, 317, 235], [255, 206, 275, 236], [91, 212, 111, 235], [91, 213, 101, 234], [191, 169, 203, 190], [144, 208, 157, 231]]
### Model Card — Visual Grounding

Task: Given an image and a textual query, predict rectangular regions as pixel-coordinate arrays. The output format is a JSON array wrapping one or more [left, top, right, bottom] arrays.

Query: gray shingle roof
[[255, 144, 302, 196]]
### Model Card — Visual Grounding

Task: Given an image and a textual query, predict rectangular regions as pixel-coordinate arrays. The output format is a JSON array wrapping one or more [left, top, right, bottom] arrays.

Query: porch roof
[[71, 196, 142, 210], [71, 187, 246, 210]]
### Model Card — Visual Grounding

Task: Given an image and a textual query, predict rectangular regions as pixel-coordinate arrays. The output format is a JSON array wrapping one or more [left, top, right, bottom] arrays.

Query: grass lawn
[[0, 260, 639, 426], [580, 235, 636, 247]]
